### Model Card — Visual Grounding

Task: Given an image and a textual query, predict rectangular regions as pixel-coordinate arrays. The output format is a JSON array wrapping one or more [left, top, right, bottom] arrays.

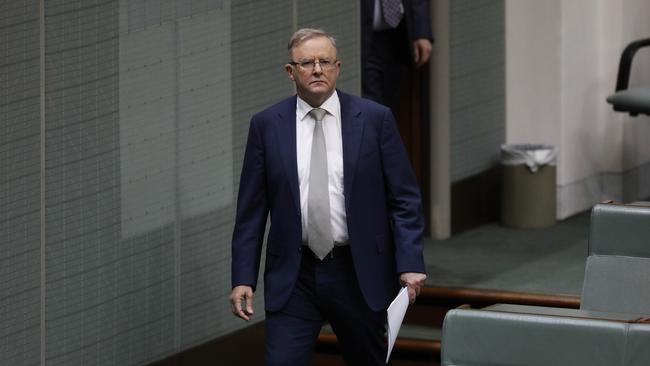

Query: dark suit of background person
[[230, 29, 427, 366], [361, 0, 433, 111]]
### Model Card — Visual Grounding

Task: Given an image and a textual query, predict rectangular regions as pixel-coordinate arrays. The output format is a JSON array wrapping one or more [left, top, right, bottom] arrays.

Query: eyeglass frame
[[288, 58, 339, 72]]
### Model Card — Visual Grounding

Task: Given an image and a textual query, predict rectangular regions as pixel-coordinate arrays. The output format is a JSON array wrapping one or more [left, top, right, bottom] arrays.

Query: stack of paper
[[386, 286, 409, 363]]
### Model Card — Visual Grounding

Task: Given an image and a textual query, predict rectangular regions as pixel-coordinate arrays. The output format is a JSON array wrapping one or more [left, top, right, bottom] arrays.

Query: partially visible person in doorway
[[361, 0, 433, 111]]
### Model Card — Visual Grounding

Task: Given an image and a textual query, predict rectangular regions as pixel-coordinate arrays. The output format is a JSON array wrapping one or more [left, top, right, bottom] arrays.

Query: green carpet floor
[[424, 211, 590, 296]]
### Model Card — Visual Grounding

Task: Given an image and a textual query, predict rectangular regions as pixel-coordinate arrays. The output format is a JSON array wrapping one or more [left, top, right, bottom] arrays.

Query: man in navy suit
[[361, 0, 433, 110], [230, 28, 427, 366]]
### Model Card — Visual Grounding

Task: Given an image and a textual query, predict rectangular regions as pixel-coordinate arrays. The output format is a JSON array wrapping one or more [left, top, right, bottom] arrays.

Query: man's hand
[[400, 272, 427, 304], [412, 38, 433, 67], [230, 285, 254, 321]]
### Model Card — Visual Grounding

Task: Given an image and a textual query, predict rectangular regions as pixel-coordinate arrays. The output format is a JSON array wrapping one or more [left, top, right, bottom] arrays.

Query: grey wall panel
[[296, 0, 361, 95], [177, 3, 234, 347], [230, 0, 294, 126], [179, 209, 234, 346], [119, 20, 177, 237], [1, 0, 360, 364], [176, 9, 232, 222], [194, 0, 295, 344], [43, 1, 175, 365], [0, 1, 41, 365], [450, 0, 505, 182], [229, 0, 294, 226]]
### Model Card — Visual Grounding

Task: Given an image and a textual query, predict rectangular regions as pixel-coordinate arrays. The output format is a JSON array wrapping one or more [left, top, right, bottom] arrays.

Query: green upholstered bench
[[441, 203, 650, 366], [442, 305, 650, 366]]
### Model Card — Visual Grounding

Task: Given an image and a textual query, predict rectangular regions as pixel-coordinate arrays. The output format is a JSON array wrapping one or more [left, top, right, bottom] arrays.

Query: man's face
[[285, 36, 341, 106]]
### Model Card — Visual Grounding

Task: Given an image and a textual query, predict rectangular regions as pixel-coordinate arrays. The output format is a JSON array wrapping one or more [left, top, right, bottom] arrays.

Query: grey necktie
[[382, 0, 403, 28], [307, 108, 333, 260]]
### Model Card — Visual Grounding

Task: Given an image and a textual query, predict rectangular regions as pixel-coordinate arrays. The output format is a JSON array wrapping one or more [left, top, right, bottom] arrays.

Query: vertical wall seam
[[39, 0, 46, 364], [292, 0, 298, 31], [173, 18, 182, 352]]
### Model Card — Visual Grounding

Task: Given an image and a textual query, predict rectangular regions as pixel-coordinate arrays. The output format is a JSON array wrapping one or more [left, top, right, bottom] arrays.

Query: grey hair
[[287, 28, 337, 59]]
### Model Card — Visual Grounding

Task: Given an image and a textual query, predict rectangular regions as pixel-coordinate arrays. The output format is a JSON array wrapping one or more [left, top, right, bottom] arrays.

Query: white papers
[[386, 286, 409, 363]]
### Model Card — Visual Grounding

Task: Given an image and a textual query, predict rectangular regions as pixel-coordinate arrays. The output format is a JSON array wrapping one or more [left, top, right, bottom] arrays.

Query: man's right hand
[[412, 38, 433, 67], [230, 285, 254, 321]]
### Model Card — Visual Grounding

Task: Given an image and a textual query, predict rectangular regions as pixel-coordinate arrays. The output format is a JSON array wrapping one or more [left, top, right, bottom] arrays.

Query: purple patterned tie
[[382, 0, 403, 28]]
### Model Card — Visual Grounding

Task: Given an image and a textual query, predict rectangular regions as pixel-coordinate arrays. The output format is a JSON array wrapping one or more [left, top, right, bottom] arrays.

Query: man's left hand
[[400, 272, 427, 304], [412, 38, 433, 67]]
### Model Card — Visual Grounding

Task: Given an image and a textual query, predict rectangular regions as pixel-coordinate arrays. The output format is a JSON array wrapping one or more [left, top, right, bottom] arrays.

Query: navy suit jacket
[[231, 90, 425, 312]]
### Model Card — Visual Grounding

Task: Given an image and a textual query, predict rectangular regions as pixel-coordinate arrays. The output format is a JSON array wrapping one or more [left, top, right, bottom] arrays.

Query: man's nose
[[312, 62, 323, 75]]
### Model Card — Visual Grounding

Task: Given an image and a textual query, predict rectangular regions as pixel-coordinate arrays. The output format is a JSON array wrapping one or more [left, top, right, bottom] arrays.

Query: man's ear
[[284, 64, 295, 81]]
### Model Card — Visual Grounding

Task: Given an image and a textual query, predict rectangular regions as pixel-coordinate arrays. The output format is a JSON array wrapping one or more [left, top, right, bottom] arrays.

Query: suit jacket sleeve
[[379, 108, 426, 274], [231, 115, 268, 291], [406, 0, 434, 42]]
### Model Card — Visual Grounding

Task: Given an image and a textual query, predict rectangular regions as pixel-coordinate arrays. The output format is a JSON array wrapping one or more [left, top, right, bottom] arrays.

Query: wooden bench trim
[[420, 286, 581, 308], [317, 332, 441, 354]]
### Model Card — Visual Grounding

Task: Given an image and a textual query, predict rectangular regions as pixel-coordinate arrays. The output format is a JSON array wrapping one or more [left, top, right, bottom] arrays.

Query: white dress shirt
[[296, 91, 348, 244]]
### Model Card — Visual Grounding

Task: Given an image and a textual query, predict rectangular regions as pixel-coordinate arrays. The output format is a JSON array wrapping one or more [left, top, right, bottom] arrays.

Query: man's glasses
[[289, 59, 338, 72]]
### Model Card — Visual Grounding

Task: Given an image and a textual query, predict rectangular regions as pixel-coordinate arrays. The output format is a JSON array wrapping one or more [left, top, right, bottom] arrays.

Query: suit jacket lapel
[[339, 91, 365, 212], [275, 96, 301, 214]]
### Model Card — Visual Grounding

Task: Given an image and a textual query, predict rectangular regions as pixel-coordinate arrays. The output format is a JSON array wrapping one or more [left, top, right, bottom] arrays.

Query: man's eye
[[320, 60, 331, 66], [301, 61, 314, 67]]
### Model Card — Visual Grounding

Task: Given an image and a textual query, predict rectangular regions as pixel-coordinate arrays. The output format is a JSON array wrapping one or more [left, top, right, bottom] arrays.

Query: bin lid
[[501, 144, 556, 173]]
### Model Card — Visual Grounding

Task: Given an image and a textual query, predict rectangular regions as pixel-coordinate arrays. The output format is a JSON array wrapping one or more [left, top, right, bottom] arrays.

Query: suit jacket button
[[298, 247, 303, 253]]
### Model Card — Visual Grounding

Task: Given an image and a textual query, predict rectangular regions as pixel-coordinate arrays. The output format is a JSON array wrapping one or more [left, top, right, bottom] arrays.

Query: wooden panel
[[394, 65, 431, 234]]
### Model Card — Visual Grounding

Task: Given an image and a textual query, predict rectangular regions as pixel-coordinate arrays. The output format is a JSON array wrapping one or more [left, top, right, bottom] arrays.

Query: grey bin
[[500, 144, 557, 228]]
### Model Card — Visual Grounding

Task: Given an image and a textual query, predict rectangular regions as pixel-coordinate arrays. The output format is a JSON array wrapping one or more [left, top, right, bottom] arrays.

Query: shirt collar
[[297, 90, 339, 122]]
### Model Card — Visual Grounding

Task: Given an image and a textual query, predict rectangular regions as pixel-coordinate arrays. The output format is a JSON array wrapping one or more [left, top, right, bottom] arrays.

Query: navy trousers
[[265, 246, 388, 366], [362, 22, 410, 112]]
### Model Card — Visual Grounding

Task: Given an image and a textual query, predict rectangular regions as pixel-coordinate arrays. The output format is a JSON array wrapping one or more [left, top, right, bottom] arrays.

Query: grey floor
[[424, 211, 591, 296]]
